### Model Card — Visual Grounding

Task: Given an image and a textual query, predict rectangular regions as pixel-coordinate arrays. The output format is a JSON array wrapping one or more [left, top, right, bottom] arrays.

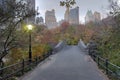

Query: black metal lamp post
[[27, 25, 33, 62]]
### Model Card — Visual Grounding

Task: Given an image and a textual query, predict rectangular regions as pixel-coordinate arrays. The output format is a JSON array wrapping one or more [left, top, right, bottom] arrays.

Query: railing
[[88, 43, 120, 79], [0, 50, 53, 80]]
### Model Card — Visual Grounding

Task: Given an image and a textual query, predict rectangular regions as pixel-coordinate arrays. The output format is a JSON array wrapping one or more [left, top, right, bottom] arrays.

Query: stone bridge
[[19, 42, 109, 80]]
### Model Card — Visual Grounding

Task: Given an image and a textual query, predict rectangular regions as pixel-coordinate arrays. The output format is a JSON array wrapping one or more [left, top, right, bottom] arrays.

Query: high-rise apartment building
[[85, 10, 101, 24], [85, 10, 94, 23], [26, 0, 35, 24], [64, 6, 79, 25], [45, 9, 57, 29], [94, 11, 101, 22], [69, 6, 79, 24]]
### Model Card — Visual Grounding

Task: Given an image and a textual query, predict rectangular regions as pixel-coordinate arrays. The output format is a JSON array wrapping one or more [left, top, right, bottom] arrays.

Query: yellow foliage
[[9, 48, 23, 64], [32, 44, 51, 59]]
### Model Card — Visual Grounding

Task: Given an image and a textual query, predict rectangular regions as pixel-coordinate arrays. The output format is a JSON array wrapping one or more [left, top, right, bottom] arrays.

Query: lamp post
[[27, 25, 33, 62]]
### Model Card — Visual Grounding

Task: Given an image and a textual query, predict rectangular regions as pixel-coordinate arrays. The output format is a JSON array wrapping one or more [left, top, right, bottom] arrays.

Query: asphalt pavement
[[20, 46, 108, 80]]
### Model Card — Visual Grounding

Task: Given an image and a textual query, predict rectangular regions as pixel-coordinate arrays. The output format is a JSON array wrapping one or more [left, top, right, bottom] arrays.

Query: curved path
[[20, 46, 108, 80]]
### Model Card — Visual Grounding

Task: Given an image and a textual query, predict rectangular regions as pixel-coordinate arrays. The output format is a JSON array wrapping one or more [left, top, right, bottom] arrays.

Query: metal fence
[[0, 50, 53, 80], [88, 42, 120, 80]]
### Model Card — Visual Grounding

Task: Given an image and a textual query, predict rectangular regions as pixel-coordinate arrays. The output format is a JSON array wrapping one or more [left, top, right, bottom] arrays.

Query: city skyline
[[36, 0, 109, 23], [85, 10, 101, 23]]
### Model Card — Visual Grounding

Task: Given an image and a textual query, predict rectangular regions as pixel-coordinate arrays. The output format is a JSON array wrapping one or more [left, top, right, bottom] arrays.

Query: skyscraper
[[45, 9, 57, 29], [94, 11, 101, 22], [64, 6, 79, 25], [69, 6, 79, 24], [85, 10, 94, 23], [85, 10, 101, 24], [26, 0, 35, 24]]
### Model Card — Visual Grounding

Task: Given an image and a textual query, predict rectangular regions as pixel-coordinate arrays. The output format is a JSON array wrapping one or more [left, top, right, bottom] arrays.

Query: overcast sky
[[36, 0, 110, 23]]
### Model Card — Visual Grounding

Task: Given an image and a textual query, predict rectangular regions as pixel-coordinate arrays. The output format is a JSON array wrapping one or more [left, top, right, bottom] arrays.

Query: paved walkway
[[20, 46, 108, 80]]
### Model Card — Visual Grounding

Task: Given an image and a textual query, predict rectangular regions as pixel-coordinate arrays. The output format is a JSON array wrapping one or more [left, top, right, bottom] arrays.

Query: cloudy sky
[[36, 0, 110, 23]]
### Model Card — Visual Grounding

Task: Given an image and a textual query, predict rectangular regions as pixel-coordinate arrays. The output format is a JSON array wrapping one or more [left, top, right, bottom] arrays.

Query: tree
[[0, 0, 36, 68], [90, 0, 120, 66], [60, 0, 76, 22], [60, 21, 69, 33], [109, 0, 120, 31]]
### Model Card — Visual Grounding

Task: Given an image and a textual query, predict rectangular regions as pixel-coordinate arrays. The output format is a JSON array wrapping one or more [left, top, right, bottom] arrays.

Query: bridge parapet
[[53, 40, 67, 53], [78, 39, 87, 52]]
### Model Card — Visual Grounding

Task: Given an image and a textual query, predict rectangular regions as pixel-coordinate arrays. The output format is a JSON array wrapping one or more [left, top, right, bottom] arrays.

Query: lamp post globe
[[27, 25, 33, 30]]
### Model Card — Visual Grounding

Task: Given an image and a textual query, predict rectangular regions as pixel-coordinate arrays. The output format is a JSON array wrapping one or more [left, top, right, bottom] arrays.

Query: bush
[[32, 44, 52, 59], [67, 37, 79, 45], [6, 44, 52, 65]]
